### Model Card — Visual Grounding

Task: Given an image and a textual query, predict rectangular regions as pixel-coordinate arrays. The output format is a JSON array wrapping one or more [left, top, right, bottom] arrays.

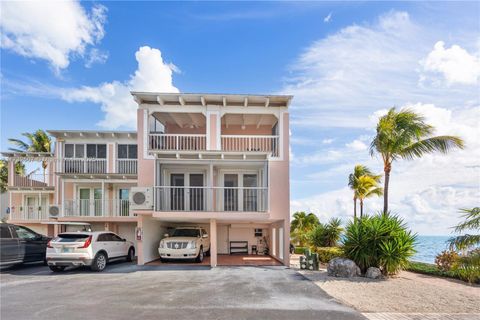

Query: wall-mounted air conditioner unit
[[129, 187, 153, 210], [49, 205, 61, 218]]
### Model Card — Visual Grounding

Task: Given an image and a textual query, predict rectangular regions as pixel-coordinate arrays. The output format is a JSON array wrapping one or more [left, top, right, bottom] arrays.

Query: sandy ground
[[299, 268, 480, 313]]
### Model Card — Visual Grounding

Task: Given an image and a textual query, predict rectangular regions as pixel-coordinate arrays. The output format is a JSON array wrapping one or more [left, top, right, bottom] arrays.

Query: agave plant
[[343, 212, 417, 275]]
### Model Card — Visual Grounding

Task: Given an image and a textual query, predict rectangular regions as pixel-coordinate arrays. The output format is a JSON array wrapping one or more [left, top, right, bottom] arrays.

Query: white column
[[61, 180, 65, 217], [101, 180, 105, 217], [210, 219, 217, 267], [208, 163, 214, 211]]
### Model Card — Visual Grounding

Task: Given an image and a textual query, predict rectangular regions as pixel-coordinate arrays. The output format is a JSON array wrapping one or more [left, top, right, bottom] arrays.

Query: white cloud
[[324, 12, 332, 23], [421, 41, 480, 85], [322, 138, 334, 144], [345, 139, 368, 151], [282, 10, 478, 129], [62, 46, 179, 129], [0, 0, 107, 72], [85, 48, 109, 68]]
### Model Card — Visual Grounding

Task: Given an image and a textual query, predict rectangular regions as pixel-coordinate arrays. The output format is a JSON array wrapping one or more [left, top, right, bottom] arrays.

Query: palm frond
[[448, 234, 480, 251], [453, 207, 480, 233], [400, 136, 465, 160]]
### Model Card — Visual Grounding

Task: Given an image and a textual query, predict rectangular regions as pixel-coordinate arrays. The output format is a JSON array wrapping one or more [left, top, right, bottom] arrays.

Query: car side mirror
[[164, 233, 169, 238], [122, 238, 126, 242]]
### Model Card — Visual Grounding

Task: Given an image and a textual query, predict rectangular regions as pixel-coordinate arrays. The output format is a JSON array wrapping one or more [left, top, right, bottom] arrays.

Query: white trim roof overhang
[[131, 92, 292, 108], [47, 130, 137, 139], [1, 151, 54, 161]]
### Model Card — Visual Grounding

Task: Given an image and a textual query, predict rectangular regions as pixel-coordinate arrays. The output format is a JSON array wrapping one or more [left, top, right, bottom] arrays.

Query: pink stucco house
[[2, 92, 291, 267]]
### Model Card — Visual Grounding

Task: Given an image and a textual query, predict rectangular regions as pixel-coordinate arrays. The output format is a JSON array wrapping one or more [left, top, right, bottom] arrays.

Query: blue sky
[[1, 1, 479, 234]]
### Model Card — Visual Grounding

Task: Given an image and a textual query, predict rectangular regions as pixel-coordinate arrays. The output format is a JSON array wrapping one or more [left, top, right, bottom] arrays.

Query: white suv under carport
[[158, 227, 210, 263]]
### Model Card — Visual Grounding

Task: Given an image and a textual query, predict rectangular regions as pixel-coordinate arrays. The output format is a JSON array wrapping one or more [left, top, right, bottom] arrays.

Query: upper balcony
[[139, 92, 289, 159]]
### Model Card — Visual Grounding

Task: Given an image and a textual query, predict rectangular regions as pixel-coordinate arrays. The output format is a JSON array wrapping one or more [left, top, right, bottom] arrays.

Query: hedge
[[315, 247, 344, 263], [294, 246, 308, 255]]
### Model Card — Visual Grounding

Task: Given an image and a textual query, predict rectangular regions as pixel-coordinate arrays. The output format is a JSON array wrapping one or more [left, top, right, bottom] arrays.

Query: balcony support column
[[210, 219, 217, 267], [101, 180, 105, 217], [208, 163, 214, 211]]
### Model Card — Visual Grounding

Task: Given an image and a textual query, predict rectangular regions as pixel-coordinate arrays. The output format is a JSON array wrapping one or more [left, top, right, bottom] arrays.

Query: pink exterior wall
[[137, 109, 155, 187]]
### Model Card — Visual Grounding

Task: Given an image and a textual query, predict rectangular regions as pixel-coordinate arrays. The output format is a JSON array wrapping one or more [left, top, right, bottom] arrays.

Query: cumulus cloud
[[0, 0, 107, 72], [62, 46, 179, 128], [345, 139, 368, 151], [421, 41, 480, 85]]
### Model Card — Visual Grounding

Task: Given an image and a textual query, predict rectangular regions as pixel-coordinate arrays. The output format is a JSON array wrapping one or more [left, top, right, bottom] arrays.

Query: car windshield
[[56, 234, 90, 242], [172, 229, 200, 237]]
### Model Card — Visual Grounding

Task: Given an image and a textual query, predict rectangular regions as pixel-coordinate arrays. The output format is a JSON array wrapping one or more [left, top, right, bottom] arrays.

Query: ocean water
[[411, 235, 451, 264]]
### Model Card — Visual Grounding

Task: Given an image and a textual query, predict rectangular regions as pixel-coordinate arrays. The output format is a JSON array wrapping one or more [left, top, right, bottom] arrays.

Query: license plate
[[62, 247, 73, 253]]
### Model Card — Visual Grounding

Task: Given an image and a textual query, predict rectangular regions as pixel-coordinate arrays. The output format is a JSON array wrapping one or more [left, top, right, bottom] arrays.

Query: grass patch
[[406, 261, 458, 279]]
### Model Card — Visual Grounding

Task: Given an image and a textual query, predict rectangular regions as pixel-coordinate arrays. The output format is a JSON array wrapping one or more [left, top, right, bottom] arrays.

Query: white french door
[[78, 187, 103, 216], [168, 173, 205, 211], [221, 172, 259, 212]]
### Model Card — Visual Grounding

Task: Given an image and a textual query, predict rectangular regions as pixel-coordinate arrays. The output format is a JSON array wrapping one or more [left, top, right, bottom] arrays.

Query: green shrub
[[316, 247, 344, 263], [294, 246, 308, 254], [452, 253, 480, 284], [343, 212, 417, 275], [309, 218, 343, 247], [406, 261, 457, 278], [435, 250, 460, 272]]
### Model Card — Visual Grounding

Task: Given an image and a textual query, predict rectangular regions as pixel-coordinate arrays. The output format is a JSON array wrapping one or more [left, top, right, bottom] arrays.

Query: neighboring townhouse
[[2, 92, 291, 267]]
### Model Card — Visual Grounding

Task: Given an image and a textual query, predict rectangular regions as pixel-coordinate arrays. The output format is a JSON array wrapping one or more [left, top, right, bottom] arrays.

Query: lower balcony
[[154, 186, 268, 212], [9, 206, 49, 221], [64, 199, 133, 217]]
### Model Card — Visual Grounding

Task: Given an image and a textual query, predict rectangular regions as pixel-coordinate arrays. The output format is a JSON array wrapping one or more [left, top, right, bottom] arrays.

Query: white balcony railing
[[149, 133, 207, 151], [59, 158, 107, 174], [116, 159, 137, 174], [154, 186, 268, 212], [64, 199, 132, 217], [12, 174, 53, 188], [9, 206, 49, 220], [221, 135, 279, 157]]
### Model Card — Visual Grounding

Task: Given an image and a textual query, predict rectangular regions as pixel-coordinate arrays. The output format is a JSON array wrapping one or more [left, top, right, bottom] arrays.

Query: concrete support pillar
[[210, 219, 217, 267], [137, 216, 144, 265]]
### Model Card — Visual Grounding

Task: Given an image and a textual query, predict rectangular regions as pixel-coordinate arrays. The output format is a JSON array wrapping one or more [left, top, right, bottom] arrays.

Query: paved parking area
[[1, 262, 365, 320]]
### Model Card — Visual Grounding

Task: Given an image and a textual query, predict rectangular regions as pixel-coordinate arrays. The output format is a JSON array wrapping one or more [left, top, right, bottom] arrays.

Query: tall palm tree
[[9, 130, 52, 181], [348, 165, 381, 219], [356, 175, 383, 218], [291, 211, 320, 246], [449, 207, 480, 251], [370, 108, 464, 213]]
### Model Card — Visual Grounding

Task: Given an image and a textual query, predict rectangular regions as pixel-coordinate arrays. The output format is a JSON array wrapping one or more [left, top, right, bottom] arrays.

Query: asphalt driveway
[[1, 262, 365, 320]]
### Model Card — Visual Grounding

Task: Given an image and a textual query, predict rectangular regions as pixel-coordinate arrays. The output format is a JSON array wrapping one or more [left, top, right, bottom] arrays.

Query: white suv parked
[[46, 231, 135, 272], [158, 227, 210, 263]]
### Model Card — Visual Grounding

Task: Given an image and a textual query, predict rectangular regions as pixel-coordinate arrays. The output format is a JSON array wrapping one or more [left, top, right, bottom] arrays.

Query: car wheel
[[49, 266, 66, 272], [196, 247, 204, 263], [126, 247, 135, 262], [91, 252, 107, 272]]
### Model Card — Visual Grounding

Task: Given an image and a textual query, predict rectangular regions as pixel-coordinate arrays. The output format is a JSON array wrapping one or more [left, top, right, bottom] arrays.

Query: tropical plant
[[343, 212, 417, 275], [356, 175, 383, 218], [434, 250, 460, 272], [452, 252, 480, 284], [370, 108, 464, 213], [315, 247, 344, 263], [448, 207, 480, 251], [9, 130, 52, 180], [290, 211, 320, 246], [0, 160, 25, 193], [309, 217, 343, 247], [348, 165, 381, 219]]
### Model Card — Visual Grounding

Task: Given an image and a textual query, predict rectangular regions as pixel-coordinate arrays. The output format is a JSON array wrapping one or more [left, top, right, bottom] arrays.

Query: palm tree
[[291, 211, 320, 246], [356, 175, 383, 218], [370, 108, 464, 213], [348, 165, 381, 219], [0, 160, 25, 193], [9, 130, 52, 181], [448, 207, 480, 251]]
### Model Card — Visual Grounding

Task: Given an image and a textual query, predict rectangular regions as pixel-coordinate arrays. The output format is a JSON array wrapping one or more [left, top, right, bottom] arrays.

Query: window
[[75, 144, 84, 158], [64, 144, 85, 158], [172, 229, 200, 237], [254, 229, 263, 237], [111, 234, 123, 242], [64, 144, 74, 158], [118, 144, 137, 159], [87, 144, 106, 158], [56, 234, 89, 242], [97, 234, 109, 242], [1, 225, 12, 239], [13, 226, 37, 240]]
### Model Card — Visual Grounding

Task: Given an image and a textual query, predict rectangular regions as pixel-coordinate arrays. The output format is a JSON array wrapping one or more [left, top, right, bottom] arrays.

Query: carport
[[137, 215, 288, 267]]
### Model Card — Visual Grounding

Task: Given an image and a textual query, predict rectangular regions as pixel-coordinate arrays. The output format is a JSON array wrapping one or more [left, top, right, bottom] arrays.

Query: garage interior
[[138, 217, 286, 267]]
